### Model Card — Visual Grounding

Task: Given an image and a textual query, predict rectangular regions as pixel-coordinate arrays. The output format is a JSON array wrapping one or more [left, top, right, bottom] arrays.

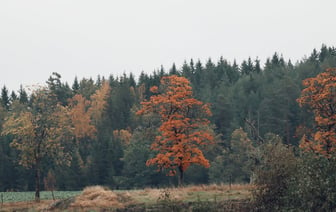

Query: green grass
[[0, 191, 80, 202]]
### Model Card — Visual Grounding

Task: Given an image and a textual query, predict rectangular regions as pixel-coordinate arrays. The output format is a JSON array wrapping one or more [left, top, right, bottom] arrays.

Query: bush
[[288, 154, 336, 211], [252, 136, 298, 211], [252, 134, 336, 211]]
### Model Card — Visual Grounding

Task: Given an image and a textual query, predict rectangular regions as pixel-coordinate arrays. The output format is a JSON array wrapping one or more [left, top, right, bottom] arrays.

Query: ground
[[0, 184, 253, 211]]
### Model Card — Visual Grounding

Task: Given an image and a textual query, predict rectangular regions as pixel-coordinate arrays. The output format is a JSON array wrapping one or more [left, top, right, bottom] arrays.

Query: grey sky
[[0, 0, 335, 91]]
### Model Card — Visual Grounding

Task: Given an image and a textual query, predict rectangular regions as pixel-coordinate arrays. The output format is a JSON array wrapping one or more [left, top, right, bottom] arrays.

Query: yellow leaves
[[113, 129, 132, 145], [2, 91, 71, 167], [2, 84, 109, 169], [68, 94, 96, 140], [2, 112, 33, 138], [89, 82, 110, 123]]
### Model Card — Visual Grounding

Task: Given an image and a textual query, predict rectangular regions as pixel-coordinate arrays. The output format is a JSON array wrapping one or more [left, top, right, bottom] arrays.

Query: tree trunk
[[51, 190, 55, 201], [178, 166, 184, 186], [35, 161, 41, 202]]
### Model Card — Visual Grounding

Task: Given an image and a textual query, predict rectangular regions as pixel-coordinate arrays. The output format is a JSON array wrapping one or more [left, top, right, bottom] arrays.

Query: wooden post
[[229, 174, 232, 190]]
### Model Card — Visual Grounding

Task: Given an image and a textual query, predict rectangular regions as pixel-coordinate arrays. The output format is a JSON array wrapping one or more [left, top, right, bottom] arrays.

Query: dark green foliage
[[55, 153, 85, 191], [10, 91, 17, 102], [72, 76, 80, 94], [169, 63, 179, 75], [1, 86, 10, 110], [78, 77, 97, 99], [46, 72, 73, 105], [121, 127, 169, 188], [209, 128, 253, 184], [18, 85, 28, 104]]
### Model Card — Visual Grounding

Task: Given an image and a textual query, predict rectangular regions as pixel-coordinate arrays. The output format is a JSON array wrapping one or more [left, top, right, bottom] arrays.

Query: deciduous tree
[[1, 83, 110, 201], [297, 68, 336, 157], [2, 88, 73, 201], [137, 75, 213, 185]]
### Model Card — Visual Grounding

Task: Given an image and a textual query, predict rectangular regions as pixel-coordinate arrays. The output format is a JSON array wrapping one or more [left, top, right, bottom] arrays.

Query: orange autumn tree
[[297, 67, 336, 157], [137, 75, 214, 185]]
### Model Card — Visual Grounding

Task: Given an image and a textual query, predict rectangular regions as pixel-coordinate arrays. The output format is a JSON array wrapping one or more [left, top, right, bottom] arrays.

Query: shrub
[[288, 154, 336, 211], [252, 135, 298, 211]]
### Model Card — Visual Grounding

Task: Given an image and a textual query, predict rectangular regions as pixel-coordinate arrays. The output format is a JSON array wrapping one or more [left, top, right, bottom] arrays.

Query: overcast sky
[[0, 0, 335, 91]]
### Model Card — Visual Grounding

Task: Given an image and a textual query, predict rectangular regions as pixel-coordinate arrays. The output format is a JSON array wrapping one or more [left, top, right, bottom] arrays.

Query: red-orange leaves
[[149, 86, 159, 93], [297, 68, 336, 157], [137, 75, 214, 184]]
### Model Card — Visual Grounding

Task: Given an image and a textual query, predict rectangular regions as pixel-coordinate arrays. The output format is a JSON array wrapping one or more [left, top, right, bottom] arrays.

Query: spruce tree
[[18, 85, 28, 104], [1, 86, 10, 110]]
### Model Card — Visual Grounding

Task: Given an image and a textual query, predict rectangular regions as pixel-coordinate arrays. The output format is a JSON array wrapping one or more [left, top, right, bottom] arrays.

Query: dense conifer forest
[[0, 45, 335, 198]]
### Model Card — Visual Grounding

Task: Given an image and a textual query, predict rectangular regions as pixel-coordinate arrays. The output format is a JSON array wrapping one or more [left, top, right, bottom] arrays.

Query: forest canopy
[[0, 44, 335, 193]]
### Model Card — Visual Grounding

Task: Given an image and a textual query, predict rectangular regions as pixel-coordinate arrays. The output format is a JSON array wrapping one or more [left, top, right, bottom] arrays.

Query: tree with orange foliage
[[297, 68, 336, 157], [137, 75, 214, 185]]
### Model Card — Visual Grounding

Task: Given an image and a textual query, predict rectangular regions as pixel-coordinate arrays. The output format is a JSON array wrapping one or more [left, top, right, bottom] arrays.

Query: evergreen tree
[[1, 86, 10, 110], [169, 63, 178, 75], [18, 85, 28, 104], [241, 57, 254, 75], [254, 58, 262, 73], [72, 77, 80, 93], [10, 91, 17, 103]]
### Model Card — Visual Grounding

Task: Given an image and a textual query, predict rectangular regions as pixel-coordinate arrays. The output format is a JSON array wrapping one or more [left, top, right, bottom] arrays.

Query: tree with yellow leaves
[[2, 82, 110, 201], [2, 88, 74, 201]]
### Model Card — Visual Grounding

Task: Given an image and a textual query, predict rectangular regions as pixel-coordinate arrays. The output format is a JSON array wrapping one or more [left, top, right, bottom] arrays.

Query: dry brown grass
[[0, 184, 253, 211], [0, 200, 53, 211], [184, 183, 255, 192], [69, 185, 124, 209], [129, 183, 253, 203]]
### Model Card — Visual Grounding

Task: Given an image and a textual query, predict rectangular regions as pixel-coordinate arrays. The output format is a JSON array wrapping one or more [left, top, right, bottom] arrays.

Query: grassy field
[[0, 191, 80, 202], [0, 184, 254, 211]]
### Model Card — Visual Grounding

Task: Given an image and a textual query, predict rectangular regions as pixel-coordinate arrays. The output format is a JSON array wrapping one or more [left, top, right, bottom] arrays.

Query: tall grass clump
[[70, 186, 124, 209]]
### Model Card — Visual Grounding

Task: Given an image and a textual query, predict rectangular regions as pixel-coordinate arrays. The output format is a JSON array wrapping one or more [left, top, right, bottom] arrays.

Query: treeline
[[0, 45, 335, 192]]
